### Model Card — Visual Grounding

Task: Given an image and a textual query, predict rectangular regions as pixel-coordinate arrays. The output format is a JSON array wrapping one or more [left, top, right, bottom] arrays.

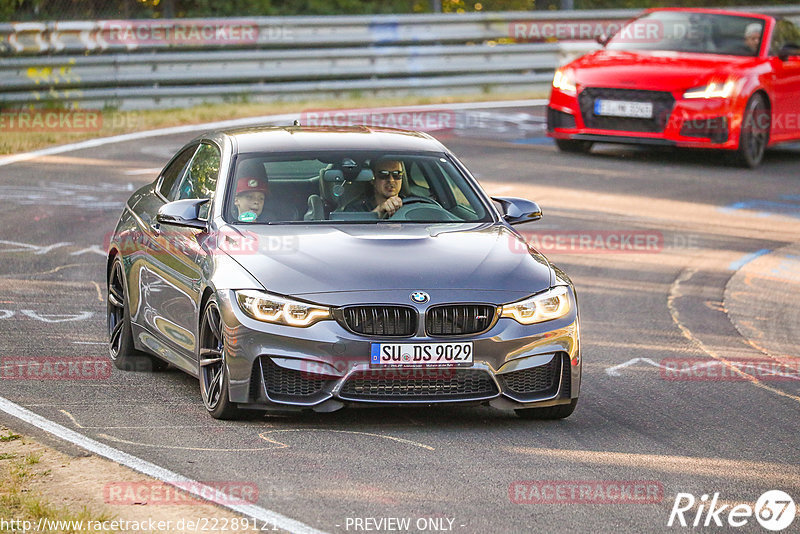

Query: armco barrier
[[1, 6, 798, 110]]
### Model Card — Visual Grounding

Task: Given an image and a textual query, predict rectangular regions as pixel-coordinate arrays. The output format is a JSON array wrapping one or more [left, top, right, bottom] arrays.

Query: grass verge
[[0, 435, 117, 533], [0, 91, 545, 155]]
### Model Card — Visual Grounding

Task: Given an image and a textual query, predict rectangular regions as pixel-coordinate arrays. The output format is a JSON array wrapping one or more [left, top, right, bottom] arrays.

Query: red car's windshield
[[606, 11, 766, 57]]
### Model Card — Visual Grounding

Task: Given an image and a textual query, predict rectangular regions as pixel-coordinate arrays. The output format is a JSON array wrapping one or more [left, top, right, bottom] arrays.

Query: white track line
[[0, 396, 327, 534], [0, 99, 547, 168]]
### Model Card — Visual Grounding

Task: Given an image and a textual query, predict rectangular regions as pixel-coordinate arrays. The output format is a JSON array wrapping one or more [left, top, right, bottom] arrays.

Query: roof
[[215, 125, 448, 154]]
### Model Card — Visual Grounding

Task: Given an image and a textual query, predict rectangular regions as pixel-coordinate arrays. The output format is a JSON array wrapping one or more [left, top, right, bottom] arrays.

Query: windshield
[[224, 151, 493, 224], [606, 11, 766, 57]]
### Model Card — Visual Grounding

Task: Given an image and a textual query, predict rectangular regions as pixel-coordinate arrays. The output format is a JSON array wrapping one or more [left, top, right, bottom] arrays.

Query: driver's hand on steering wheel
[[374, 196, 403, 218]]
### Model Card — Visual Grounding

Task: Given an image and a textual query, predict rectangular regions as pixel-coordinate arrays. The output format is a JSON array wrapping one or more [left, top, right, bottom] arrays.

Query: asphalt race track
[[1, 102, 799, 533]]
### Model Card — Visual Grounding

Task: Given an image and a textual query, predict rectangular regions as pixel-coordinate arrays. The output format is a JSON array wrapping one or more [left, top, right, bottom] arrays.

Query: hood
[[219, 223, 553, 300], [569, 49, 755, 92]]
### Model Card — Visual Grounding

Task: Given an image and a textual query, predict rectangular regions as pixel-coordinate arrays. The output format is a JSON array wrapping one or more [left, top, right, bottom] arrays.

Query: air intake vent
[[339, 368, 498, 401], [262, 358, 328, 401]]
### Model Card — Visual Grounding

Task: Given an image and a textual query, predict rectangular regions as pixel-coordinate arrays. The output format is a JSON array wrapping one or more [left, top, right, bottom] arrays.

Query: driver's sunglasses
[[377, 170, 404, 180]]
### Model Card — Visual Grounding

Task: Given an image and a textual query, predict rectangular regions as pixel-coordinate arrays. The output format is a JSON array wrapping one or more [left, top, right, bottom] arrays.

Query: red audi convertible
[[546, 8, 800, 167]]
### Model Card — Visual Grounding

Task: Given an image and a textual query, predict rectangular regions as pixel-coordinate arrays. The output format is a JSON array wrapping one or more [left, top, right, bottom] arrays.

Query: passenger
[[233, 176, 297, 222], [233, 177, 268, 222], [744, 23, 762, 53]]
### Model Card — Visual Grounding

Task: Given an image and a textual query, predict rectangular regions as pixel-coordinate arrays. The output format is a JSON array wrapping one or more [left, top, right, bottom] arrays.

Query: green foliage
[[576, 0, 791, 7]]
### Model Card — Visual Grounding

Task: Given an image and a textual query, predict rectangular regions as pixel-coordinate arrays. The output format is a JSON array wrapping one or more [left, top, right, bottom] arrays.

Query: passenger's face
[[235, 191, 265, 216], [745, 33, 760, 52], [373, 161, 403, 200]]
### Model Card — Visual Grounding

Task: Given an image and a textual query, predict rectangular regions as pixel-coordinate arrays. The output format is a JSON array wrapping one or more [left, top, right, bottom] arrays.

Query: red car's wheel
[[733, 93, 770, 168]]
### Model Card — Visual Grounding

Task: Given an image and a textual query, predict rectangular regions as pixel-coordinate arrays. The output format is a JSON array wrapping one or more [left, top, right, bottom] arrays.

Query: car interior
[[225, 153, 489, 224]]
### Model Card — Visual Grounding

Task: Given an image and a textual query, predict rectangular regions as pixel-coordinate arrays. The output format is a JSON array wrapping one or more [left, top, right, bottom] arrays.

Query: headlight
[[683, 79, 736, 99], [552, 69, 577, 95], [501, 286, 571, 325], [235, 290, 331, 327]]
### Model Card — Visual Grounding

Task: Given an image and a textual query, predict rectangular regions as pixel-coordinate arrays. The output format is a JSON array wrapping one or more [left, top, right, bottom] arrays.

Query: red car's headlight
[[683, 79, 737, 99], [553, 68, 577, 96]]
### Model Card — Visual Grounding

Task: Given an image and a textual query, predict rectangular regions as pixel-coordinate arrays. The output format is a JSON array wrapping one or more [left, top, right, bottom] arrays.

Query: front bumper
[[547, 86, 744, 150], [217, 290, 581, 412]]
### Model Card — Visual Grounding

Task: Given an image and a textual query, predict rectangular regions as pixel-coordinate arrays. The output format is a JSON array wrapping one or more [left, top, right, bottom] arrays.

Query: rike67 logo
[[668, 490, 795, 531]]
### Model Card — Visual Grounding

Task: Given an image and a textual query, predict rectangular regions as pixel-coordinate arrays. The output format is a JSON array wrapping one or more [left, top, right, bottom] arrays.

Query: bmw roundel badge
[[410, 291, 430, 304]]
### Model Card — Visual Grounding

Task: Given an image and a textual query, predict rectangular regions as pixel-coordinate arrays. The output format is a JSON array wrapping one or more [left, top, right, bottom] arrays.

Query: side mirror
[[492, 196, 542, 225], [778, 43, 800, 61], [157, 198, 210, 230]]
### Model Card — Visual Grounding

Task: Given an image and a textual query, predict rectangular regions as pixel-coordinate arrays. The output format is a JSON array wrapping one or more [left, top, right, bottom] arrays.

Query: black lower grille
[[560, 353, 572, 399], [680, 116, 729, 143], [340, 306, 416, 337], [547, 107, 576, 131], [578, 87, 675, 133], [426, 304, 496, 336], [339, 368, 497, 401], [499, 355, 562, 397], [262, 358, 328, 400]]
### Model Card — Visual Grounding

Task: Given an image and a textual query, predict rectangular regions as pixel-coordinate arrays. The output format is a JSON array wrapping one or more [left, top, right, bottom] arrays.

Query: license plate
[[594, 99, 653, 118], [370, 342, 473, 366]]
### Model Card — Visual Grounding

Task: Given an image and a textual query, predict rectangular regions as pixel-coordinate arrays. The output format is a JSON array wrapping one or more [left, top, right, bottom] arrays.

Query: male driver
[[744, 23, 762, 54], [234, 177, 268, 222], [343, 159, 405, 218]]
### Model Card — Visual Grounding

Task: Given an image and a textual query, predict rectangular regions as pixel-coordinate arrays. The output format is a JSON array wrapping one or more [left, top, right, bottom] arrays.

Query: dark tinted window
[[158, 145, 197, 199]]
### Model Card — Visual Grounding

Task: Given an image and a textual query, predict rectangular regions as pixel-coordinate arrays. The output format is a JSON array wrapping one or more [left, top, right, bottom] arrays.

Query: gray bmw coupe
[[107, 125, 581, 419]]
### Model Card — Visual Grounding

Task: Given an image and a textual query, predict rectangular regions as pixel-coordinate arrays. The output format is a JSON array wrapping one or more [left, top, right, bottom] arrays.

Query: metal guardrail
[[1, 6, 799, 110]]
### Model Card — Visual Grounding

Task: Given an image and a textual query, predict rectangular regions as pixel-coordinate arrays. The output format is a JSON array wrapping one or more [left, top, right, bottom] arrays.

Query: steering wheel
[[399, 195, 441, 207], [389, 196, 459, 222]]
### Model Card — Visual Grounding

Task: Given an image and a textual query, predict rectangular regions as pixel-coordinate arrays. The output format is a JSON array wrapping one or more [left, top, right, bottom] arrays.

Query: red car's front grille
[[578, 87, 675, 133]]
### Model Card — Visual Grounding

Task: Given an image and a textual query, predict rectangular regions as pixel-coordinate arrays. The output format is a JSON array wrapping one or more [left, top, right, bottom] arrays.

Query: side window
[[770, 19, 800, 55], [171, 143, 221, 205], [158, 145, 197, 199]]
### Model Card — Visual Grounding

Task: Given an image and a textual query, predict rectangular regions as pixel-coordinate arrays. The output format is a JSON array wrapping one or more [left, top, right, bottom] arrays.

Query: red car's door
[[767, 20, 800, 142]]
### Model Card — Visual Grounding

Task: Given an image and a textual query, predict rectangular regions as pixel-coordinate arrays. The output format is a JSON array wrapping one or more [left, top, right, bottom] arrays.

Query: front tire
[[732, 93, 769, 168], [107, 257, 167, 372], [515, 399, 578, 420], [555, 139, 594, 154], [198, 298, 246, 420]]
